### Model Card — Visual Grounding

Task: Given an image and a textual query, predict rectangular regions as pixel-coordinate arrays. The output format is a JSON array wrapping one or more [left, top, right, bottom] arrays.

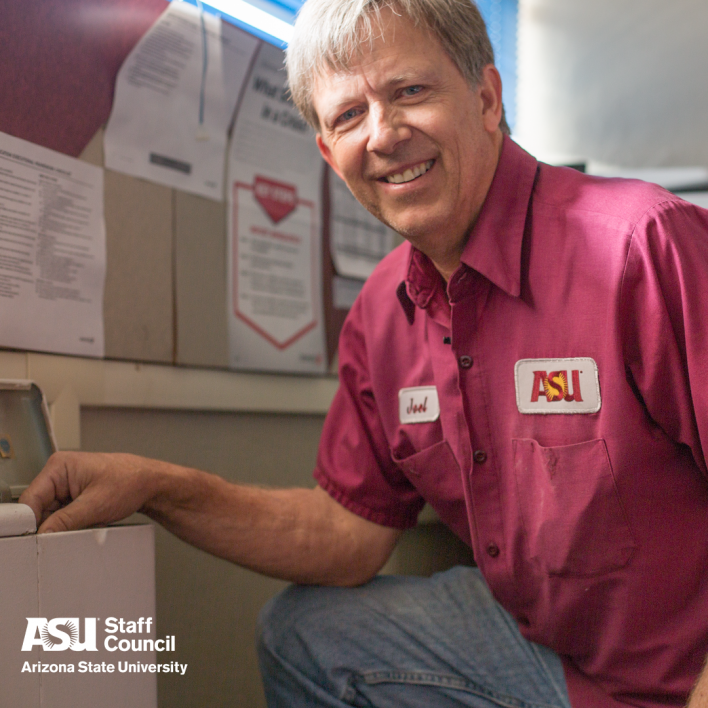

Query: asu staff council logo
[[20, 616, 185, 675], [21, 616, 174, 653], [515, 358, 601, 414]]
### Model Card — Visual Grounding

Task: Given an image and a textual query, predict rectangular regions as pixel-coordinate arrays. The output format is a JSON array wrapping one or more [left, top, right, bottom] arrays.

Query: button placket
[[449, 277, 508, 585], [425, 317, 472, 475]]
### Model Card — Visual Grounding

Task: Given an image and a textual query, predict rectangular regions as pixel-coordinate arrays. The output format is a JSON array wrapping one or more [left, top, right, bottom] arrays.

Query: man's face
[[312, 9, 503, 277]]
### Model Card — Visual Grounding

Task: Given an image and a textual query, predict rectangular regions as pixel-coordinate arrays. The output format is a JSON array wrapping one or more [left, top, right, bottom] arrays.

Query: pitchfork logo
[[531, 370, 583, 403], [22, 618, 98, 652]]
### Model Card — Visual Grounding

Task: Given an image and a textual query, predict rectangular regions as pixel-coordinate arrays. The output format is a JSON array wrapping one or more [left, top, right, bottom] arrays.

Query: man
[[20, 0, 708, 706]]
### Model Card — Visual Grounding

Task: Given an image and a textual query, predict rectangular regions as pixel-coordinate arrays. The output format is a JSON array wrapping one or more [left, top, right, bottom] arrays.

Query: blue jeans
[[258, 566, 571, 708]]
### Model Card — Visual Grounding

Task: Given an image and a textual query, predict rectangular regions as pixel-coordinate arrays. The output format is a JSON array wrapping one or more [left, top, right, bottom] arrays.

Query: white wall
[[515, 0, 708, 167]]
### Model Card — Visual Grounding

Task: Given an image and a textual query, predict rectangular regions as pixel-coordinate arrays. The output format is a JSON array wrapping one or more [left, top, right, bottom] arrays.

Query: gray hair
[[285, 0, 509, 134]]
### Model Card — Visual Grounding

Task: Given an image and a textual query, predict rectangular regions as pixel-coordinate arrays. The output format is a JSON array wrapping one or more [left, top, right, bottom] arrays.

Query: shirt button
[[486, 543, 500, 558], [473, 450, 487, 464], [458, 355, 473, 368]]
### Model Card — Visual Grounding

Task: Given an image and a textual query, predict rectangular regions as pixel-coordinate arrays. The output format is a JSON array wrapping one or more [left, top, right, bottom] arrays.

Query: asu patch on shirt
[[515, 358, 601, 414]]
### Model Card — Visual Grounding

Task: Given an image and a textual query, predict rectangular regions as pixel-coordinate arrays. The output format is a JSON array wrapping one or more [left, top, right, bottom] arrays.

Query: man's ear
[[478, 65, 503, 134], [316, 134, 345, 181]]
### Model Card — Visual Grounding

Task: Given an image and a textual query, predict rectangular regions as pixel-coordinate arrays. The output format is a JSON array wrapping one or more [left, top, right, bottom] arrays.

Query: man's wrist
[[138, 459, 211, 521]]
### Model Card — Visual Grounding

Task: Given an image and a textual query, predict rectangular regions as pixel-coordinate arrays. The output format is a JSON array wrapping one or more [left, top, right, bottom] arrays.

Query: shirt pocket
[[512, 438, 636, 577], [391, 441, 470, 545]]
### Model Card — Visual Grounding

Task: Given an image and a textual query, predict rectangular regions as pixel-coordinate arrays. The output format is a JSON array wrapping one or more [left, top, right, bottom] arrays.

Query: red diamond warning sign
[[231, 180, 318, 351], [253, 175, 297, 224]]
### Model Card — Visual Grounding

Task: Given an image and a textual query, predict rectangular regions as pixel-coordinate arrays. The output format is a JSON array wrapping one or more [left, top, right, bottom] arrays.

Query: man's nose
[[366, 105, 411, 154]]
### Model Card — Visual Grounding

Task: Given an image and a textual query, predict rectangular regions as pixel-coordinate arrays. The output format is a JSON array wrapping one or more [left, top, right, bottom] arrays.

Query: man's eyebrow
[[387, 69, 437, 87], [386, 75, 415, 88], [325, 74, 426, 111]]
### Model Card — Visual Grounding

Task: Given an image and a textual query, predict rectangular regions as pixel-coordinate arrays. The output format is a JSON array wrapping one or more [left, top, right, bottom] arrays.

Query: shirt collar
[[399, 136, 538, 318]]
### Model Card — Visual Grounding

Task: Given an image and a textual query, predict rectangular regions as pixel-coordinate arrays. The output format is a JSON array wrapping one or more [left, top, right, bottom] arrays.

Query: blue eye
[[402, 85, 423, 96], [338, 107, 360, 124]]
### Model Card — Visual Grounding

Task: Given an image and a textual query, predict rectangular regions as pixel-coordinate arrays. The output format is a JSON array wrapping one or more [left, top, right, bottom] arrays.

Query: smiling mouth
[[383, 159, 435, 184]]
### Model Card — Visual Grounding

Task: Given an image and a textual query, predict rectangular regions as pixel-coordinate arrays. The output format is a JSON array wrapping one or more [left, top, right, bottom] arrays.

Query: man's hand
[[19, 452, 402, 586], [19, 452, 159, 533]]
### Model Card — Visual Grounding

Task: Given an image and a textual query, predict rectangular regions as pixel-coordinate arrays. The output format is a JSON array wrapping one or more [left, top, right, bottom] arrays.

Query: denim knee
[[257, 586, 292, 659], [257, 585, 325, 665]]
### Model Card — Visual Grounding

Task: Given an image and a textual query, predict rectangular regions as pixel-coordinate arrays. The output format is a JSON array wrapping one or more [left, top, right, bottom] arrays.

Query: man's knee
[[257, 584, 338, 667], [258, 585, 299, 657]]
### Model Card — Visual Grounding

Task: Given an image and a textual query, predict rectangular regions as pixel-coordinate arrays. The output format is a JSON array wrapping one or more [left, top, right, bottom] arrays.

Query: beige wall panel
[[0, 351, 28, 379], [517, 0, 708, 167], [103, 170, 174, 363], [174, 192, 229, 368], [25, 352, 337, 415], [80, 406, 326, 708]]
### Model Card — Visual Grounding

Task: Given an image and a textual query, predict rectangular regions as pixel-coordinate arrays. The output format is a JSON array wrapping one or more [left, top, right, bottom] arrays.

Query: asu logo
[[515, 358, 601, 414], [22, 618, 98, 652], [531, 370, 584, 403]]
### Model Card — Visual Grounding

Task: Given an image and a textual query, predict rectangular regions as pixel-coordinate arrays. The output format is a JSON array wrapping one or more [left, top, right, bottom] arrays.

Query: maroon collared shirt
[[314, 137, 708, 707]]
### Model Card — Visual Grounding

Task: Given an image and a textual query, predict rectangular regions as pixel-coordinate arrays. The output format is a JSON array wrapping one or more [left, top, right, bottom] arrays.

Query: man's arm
[[19, 452, 402, 587], [689, 656, 708, 707]]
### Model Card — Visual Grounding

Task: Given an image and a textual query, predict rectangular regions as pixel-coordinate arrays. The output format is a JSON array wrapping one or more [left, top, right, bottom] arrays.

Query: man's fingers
[[20, 451, 100, 529], [19, 485, 57, 526], [19, 451, 158, 533], [19, 462, 72, 526], [37, 507, 75, 534], [36, 492, 104, 533]]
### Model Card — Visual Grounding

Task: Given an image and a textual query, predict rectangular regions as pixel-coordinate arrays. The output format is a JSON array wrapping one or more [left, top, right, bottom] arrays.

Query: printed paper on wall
[[105, 2, 259, 201], [227, 42, 326, 374], [0, 131, 105, 357]]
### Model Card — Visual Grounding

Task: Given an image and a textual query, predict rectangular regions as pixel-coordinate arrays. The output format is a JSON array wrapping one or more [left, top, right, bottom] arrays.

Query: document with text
[[329, 171, 396, 281], [0, 131, 105, 357], [105, 1, 259, 201], [227, 42, 326, 374]]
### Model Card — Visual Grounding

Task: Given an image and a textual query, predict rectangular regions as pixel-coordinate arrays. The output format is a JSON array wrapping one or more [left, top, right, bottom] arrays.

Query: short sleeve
[[314, 297, 425, 529], [620, 198, 708, 476]]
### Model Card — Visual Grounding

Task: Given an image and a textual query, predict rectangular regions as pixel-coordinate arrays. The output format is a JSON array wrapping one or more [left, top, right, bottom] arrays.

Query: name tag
[[515, 358, 601, 414], [399, 386, 440, 424]]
